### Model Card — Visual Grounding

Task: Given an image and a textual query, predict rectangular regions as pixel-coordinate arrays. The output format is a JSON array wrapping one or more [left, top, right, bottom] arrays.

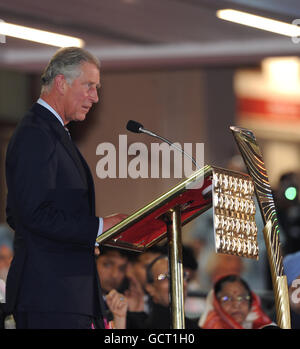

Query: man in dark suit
[[5, 47, 125, 329]]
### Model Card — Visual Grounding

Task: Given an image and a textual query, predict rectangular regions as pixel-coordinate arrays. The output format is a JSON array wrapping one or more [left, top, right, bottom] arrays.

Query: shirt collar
[[37, 98, 65, 127]]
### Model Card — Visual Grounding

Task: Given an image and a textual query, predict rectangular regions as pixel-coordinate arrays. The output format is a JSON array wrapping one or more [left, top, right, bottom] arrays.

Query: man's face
[[147, 259, 170, 307], [63, 61, 100, 123], [96, 251, 128, 294], [146, 258, 188, 307], [217, 281, 251, 325], [132, 252, 161, 289]]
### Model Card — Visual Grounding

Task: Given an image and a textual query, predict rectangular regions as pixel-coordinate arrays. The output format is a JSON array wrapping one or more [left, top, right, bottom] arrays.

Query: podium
[[97, 126, 291, 329], [97, 165, 212, 328]]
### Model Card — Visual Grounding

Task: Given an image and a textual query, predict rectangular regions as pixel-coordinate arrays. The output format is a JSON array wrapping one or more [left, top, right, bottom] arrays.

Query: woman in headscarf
[[199, 274, 277, 329]]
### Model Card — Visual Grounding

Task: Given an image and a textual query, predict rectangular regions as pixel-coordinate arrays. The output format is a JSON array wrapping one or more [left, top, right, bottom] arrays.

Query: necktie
[[64, 127, 71, 139], [61, 126, 88, 187]]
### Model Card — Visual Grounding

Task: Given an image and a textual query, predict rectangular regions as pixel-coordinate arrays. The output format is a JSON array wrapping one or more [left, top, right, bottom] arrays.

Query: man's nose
[[89, 87, 99, 103], [111, 267, 120, 279], [231, 299, 241, 308]]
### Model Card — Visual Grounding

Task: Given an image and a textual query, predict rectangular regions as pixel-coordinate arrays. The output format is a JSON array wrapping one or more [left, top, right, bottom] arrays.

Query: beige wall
[[0, 70, 31, 122]]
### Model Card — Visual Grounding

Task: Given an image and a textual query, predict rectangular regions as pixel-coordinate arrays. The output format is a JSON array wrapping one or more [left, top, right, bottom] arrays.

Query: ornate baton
[[230, 126, 290, 329]]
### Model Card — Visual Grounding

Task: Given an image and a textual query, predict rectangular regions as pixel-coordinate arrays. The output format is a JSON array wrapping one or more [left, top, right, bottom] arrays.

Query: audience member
[[283, 251, 300, 328], [128, 254, 199, 329], [0, 244, 13, 282], [0, 225, 15, 329], [126, 245, 166, 313], [96, 245, 148, 328], [0, 224, 14, 282], [127, 245, 165, 292], [96, 246, 129, 295], [199, 274, 277, 329], [96, 246, 130, 328]]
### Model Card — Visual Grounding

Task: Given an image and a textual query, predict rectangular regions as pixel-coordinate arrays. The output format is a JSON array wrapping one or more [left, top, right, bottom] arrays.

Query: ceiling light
[[217, 9, 300, 38], [0, 21, 84, 47]]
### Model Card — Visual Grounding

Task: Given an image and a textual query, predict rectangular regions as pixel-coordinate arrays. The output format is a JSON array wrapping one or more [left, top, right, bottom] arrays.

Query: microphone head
[[126, 120, 144, 133]]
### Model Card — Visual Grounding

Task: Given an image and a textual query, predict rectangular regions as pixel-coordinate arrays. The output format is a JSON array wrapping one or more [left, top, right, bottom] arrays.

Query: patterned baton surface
[[230, 126, 283, 277]]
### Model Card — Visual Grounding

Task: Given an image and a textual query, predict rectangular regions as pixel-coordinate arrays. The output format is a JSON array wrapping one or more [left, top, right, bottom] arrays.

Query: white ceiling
[[1, 0, 300, 71]]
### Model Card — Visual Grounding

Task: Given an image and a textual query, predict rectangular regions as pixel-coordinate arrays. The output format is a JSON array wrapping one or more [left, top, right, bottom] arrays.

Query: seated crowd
[[94, 243, 279, 329], [0, 222, 298, 329]]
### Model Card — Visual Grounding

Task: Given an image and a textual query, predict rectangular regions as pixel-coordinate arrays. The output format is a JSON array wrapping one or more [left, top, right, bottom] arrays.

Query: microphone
[[126, 120, 144, 134], [126, 120, 200, 169]]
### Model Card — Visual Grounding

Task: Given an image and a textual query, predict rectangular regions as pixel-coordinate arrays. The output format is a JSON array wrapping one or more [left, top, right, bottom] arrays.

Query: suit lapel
[[31, 103, 88, 188], [58, 129, 88, 187]]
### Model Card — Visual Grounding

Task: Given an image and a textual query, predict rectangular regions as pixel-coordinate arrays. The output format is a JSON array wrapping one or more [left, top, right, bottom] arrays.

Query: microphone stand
[[139, 127, 201, 170]]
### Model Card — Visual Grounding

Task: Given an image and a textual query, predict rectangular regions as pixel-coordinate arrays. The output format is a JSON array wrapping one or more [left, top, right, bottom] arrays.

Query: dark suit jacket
[[5, 103, 103, 320]]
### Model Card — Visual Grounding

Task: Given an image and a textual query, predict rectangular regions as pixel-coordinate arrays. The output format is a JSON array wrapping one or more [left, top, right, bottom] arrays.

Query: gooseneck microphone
[[126, 120, 200, 169]]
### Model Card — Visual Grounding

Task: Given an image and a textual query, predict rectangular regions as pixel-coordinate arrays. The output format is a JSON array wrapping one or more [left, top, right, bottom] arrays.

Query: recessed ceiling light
[[217, 9, 300, 38], [0, 21, 84, 47]]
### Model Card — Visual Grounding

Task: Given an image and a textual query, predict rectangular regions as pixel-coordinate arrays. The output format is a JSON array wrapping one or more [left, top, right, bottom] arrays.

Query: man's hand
[[103, 213, 128, 232], [124, 273, 145, 312], [106, 289, 128, 318], [106, 289, 128, 329], [94, 213, 127, 255]]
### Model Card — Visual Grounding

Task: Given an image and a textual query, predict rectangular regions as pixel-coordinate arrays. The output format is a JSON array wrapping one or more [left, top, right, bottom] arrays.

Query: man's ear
[[54, 74, 67, 95]]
